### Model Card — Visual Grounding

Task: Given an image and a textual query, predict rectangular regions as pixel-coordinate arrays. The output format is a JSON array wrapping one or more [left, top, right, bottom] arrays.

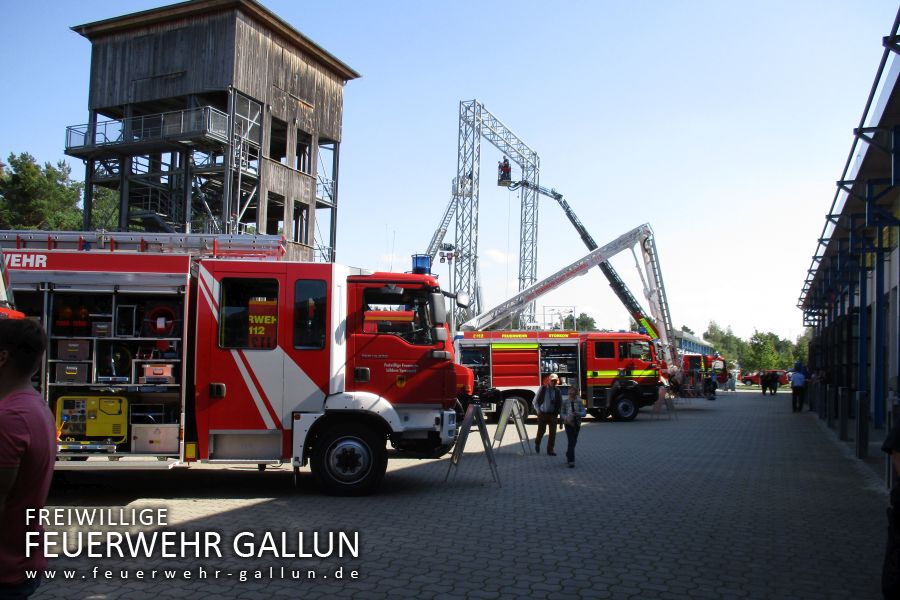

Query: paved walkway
[[34, 389, 886, 599]]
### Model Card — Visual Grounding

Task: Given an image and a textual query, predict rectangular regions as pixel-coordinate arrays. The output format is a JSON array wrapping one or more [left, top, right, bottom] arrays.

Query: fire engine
[[448, 224, 671, 421], [1, 231, 472, 495], [457, 329, 660, 421]]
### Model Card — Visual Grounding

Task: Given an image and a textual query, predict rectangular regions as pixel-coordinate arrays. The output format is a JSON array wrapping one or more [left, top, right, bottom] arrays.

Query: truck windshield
[[362, 286, 434, 345]]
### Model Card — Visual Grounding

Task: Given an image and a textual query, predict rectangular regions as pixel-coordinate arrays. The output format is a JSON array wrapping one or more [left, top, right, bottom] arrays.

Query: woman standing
[[559, 385, 587, 468]]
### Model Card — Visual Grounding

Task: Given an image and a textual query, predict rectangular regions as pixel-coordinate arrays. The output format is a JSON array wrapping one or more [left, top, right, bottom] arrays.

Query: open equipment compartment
[[6, 249, 191, 462]]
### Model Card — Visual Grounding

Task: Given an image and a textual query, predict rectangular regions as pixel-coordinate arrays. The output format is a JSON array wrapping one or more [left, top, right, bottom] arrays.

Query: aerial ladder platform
[[459, 221, 673, 352], [501, 175, 676, 364]]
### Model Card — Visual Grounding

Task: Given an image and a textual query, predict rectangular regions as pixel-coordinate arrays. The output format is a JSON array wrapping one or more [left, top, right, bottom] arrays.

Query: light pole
[[439, 243, 457, 332]]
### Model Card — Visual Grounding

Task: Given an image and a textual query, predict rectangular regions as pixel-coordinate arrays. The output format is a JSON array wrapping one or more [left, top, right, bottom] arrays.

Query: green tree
[[90, 186, 119, 230], [744, 331, 780, 372], [794, 328, 812, 367], [563, 312, 598, 331], [0, 153, 82, 230], [703, 321, 748, 368]]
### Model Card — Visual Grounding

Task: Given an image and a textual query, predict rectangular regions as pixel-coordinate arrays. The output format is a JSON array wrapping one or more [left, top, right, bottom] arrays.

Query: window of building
[[594, 341, 614, 359], [294, 280, 326, 349], [219, 278, 279, 349], [296, 130, 312, 174], [269, 117, 288, 165], [265, 191, 284, 235], [292, 202, 309, 245]]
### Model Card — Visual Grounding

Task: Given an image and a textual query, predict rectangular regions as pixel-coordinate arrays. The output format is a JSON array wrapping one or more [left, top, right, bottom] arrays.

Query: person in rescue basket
[[533, 373, 562, 455], [0, 319, 55, 600], [559, 385, 587, 468]]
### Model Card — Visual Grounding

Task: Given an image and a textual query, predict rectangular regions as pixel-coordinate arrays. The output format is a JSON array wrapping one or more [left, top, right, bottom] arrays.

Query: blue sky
[[1, 1, 897, 341]]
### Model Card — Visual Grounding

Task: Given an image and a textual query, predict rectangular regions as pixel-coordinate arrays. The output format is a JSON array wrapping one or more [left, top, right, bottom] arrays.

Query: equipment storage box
[[131, 424, 179, 453], [138, 363, 175, 384], [56, 339, 90, 360], [55, 363, 89, 383]]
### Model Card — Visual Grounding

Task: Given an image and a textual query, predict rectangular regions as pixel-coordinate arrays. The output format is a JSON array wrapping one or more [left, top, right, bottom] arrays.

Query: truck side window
[[294, 279, 326, 349], [594, 341, 614, 359], [619, 341, 650, 360], [219, 278, 278, 350]]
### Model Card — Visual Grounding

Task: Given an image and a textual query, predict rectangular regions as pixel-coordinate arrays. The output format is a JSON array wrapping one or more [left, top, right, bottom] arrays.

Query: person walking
[[790, 369, 806, 412], [533, 373, 562, 456], [0, 319, 55, 600], [559, 385, 587, 468]]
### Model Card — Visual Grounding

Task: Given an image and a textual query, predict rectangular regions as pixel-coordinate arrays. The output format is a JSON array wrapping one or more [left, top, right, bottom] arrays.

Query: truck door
[[346, 282, 454, 407], [617, 339, 657, 385], [195, 261, 286, 460]]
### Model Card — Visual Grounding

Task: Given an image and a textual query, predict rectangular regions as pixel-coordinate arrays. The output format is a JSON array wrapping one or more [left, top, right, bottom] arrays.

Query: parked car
[[742, 370, 789, 386]]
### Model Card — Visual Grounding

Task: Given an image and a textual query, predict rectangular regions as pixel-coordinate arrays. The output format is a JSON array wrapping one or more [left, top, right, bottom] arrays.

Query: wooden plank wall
[[259, 158, 314, 248], [233, 13, 345, 142], [233, 12, 348, 246], [88, 12, 236, 112]]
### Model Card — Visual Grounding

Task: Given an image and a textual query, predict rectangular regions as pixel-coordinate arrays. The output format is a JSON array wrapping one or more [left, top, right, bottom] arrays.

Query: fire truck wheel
[[612, 396, 638, 421], [312, 423, 387, 496], [508, 397, 530, 421]]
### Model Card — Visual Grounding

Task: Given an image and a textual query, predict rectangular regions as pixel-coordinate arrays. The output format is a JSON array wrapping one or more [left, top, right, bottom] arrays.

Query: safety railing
[[66, 107, 229, 151]]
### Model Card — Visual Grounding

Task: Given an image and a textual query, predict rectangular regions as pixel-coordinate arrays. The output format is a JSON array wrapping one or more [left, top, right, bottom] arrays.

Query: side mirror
[[434, 327, 448, 342], [455, 292, 470, 309], [431, 293, 447, 325]]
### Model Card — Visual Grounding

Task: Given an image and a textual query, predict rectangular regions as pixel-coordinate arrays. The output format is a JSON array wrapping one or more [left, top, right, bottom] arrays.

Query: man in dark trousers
[[0, 319, 55, 599], [533, 373, 562, 456]]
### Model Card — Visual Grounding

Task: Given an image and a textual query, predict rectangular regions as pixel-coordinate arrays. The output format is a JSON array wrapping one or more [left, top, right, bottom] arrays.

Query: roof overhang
[[799, 23, 900, 314]]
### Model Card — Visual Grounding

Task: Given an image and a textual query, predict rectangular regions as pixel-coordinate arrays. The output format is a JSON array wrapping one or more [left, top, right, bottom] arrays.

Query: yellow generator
[[56, 396, 128, 445]]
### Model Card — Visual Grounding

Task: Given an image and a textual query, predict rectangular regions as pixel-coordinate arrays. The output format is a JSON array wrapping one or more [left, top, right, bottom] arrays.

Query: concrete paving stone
[[545, 592, 582, 600], [530, 582, 563, 593], [608, 585, 641, 596], [714, 586, 748, 597], [465, 590, 500, 600], [639, 582, 672, 593]]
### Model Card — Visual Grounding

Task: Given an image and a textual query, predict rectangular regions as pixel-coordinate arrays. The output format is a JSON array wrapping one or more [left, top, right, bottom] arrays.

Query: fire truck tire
[[509, 397, 530, 421], [312, 423, 387, 496], [612, 396, 638, 421]]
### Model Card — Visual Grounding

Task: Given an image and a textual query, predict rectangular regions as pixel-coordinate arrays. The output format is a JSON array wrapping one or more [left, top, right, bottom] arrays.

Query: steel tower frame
[[452, 100, 540, 326]]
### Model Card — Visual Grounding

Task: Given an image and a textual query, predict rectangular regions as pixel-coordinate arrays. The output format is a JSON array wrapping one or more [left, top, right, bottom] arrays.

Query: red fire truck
[[2, 231, 471, 495], [457, 330, 660, 421]]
